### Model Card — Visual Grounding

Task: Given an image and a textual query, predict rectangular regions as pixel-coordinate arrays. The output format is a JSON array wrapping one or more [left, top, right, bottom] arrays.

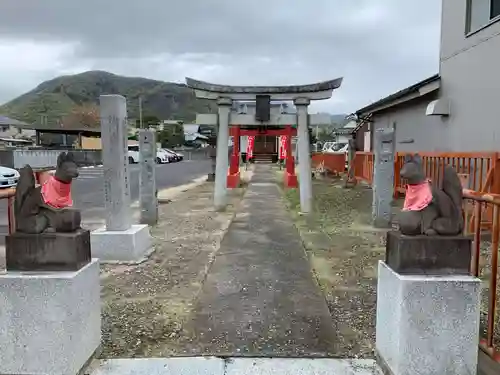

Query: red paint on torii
[[227, 125, 297, 188]]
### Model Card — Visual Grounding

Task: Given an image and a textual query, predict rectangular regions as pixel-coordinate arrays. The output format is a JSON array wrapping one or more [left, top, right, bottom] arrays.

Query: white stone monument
[[90, 95, 152, 262]]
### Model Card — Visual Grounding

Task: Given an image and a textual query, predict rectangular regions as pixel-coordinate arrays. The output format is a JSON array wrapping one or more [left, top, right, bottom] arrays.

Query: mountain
[[330, 113, 348, 126], [0, 70, 217, 128]]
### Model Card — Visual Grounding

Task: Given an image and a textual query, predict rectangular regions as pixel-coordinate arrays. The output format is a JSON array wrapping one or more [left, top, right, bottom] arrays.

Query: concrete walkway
[[92, 357, 382, 375], [188, 165, 339, 356]]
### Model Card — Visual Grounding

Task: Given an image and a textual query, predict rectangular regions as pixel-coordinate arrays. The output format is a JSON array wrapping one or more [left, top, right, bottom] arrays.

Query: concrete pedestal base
[[376, 261, 481, 375], [91, 224, 153, 263], [0, 259, 101, 375]]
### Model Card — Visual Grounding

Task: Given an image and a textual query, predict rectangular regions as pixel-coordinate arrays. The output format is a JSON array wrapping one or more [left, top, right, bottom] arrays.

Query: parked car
[[128, 145, 170, 164], [161, 149, 180, 162], [324, 142, 349, 170], [163, 148, 184, 161], [321, 141, 335, 152], [0, 166, 20, 188], [325, 142, 348, 154]]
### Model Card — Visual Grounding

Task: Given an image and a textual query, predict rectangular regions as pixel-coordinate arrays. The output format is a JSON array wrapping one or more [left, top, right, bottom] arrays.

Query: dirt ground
[[280, 174, 386, 359], [99, 182, 247, 358]]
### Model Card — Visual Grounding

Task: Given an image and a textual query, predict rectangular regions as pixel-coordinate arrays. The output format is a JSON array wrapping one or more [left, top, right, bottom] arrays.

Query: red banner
[[247, 136, 255, 159], [279, 136, 287, 160]]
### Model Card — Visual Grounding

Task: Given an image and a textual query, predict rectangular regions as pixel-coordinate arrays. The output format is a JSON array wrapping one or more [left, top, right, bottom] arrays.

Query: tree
[[61, 104, 100, 129], [157, 123, 184, 147], [136, 115, 160, 128]]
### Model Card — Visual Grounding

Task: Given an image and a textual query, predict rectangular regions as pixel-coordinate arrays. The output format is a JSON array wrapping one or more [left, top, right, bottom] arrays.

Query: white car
[[0, 166, 20, 188], [128, 145, 170, 164], [325, 142, 348, 154]]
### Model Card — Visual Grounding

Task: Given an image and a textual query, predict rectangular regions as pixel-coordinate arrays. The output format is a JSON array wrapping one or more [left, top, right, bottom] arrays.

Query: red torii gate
[[227, 125, 298, 188]]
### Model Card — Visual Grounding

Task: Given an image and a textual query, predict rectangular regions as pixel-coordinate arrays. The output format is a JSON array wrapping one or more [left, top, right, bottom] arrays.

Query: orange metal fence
[[311, 152, 347, 175], [463, 190, 500, 362], [353, 152, 374, 184]]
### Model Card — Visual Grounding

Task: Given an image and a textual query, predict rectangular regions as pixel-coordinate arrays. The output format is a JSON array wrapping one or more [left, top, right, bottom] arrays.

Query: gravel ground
[[281, 173, 386, 359], [99, 182, 247, 358]]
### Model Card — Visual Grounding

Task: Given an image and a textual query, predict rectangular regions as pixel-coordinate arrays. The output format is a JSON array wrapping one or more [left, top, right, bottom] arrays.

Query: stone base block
[[227, 171, 240, 188], [284, 172, 298, 188], [0, 259, 101, 375], [6, 229, 91, 271], [376, 261, 481, 375], [386, 231, 472, 275], [90, 224, 152, 263]]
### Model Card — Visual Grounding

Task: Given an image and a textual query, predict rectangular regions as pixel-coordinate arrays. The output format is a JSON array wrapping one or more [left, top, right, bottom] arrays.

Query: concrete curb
[[156, 175, 207, 203]]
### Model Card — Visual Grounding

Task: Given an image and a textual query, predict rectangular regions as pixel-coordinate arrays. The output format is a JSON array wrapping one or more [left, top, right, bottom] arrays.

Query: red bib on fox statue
[[403, 180, 433, 212], [41, 175, 73, 209]]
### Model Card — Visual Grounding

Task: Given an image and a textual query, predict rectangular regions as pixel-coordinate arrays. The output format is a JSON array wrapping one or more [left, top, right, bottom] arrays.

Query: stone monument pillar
[[139, 130, 158, 225], [376, 233, 480, 375], [90, 95, 152, 262], [214, 97, 232, 210], [372, 128, 395, 227], [295, 97, 313, 213]]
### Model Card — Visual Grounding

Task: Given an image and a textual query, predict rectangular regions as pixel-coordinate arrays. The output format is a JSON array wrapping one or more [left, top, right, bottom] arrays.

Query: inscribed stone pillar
[[214, 97, 232, 209], [372, 127, 395, 227], [99, 95, 132, 231], [295, 98, 313, 213], [139, 130, 158, 225]]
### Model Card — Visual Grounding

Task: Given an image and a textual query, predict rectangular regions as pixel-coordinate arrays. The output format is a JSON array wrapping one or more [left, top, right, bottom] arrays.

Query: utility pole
[[139, 96, 143, 129]]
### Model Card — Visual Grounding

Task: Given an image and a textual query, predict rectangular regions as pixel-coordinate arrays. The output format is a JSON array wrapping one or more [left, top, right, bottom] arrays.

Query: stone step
[[90, 357, 382, 375]]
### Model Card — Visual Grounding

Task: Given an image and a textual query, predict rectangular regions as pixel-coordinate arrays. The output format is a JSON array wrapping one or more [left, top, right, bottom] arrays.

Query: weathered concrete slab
[[91, 357, 225, 375], [225, 358, 382, 375], [189, 165, 338, 356], [90, 358, 382, 375]]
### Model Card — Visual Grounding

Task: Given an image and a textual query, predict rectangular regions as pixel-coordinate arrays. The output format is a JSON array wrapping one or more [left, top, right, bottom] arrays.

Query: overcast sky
[[0, 0, 441, 114]]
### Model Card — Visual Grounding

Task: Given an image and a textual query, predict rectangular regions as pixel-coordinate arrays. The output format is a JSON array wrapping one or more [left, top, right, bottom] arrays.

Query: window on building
[[466, 0, 500, 33]]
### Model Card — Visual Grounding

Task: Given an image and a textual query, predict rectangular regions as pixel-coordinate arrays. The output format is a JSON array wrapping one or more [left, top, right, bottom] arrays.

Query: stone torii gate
[[185, 77, 343, 213]]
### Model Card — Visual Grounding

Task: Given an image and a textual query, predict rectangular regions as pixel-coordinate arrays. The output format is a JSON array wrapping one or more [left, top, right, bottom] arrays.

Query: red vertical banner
[[247, 136, 255, 159], [279, 136, 287, 160]]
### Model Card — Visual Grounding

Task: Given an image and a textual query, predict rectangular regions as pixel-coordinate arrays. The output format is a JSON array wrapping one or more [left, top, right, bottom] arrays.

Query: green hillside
[[0, 70, 217, 127]]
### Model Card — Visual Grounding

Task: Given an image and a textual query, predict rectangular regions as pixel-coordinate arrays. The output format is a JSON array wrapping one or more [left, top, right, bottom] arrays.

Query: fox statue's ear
[[413, 153, 422, 164], [404, 154, 413, 163], [56, 152, 66, 167]]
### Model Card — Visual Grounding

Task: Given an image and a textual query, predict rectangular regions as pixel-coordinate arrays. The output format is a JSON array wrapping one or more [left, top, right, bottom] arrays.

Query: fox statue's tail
[[14, 165, 36, 219], [438, 165, 464, 234]]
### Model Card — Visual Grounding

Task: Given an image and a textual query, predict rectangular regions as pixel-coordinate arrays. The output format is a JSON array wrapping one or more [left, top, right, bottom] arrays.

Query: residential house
[[0, 115, 36, 140], [354, 0, 500, 153], [183, 123, 209, 147], [333, 120, 358, 145]]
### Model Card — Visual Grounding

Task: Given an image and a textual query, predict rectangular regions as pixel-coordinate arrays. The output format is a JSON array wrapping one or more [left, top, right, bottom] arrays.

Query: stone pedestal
[[0, 259, 101, 375], [6, 229, 91, 271], [376, 260, 481, 375], [386, 231, 472, 275], [90, 224, 152, 263]]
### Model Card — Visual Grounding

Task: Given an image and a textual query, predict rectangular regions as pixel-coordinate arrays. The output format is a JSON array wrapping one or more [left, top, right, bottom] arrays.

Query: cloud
[[0, 0, 441, 114]]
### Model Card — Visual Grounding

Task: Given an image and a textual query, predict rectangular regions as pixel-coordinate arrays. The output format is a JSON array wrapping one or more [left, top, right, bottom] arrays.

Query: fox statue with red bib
[[398, 154, 463, 236], [14, 152, 81, 234]]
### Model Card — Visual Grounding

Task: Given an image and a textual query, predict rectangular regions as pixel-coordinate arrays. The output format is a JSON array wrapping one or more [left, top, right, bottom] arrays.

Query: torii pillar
[[185, 77, 343, 213]]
